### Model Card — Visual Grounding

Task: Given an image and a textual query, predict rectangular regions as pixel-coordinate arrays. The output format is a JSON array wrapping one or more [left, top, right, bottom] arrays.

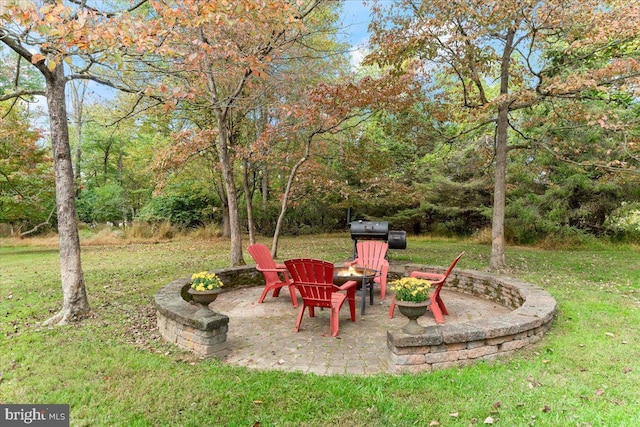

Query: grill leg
[[361, 277, 366, 315], [370, 280, 374, 305]]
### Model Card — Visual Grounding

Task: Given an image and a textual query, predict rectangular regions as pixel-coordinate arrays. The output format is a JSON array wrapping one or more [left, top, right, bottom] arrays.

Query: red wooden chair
[[248, 244, 298, 307], [345, 240, 390, 299], [284, 258, 358, 337], [389, 252, 465, 324]]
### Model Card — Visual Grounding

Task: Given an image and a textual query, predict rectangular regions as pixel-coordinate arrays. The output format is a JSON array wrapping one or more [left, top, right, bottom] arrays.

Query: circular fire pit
[[334, 266, 378, 314], [333, 266, 376, 286]]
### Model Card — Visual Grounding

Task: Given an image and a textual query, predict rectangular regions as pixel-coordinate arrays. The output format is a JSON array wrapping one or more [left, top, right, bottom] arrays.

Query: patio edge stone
[[387, 267, 557, 373]]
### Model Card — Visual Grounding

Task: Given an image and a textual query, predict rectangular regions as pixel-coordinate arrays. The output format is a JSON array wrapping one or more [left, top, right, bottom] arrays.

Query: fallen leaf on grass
[[493, 401, 501, 409], [253, 400, 263, 405], [429, 421, 440, 426], [527, 374, 541, 388], [541, 405, 551, 413], [623, 367, 633, 374], [605, 332, 616, 338], [484, 416, 494, 424], [595, 389, 605, 396], [449, 412, 459, 418]]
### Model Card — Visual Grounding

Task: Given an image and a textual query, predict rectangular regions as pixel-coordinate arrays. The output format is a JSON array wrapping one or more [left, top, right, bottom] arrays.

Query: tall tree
[[258, 73, 417, 256], [367, 0, 640, 270], [0, 0, 147, 324], [138, 0, 339, 266]]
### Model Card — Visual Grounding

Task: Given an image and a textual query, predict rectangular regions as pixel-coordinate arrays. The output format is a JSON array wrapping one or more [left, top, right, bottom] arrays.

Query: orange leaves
[[30, 53, 46, 64], [39, 3, 71, 21], [29, 53, 57, 71], [154, 129, 220, 177]]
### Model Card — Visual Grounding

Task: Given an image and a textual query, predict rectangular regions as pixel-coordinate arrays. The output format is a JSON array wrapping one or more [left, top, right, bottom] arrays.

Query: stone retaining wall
[[154, 266, 262, 358], [386, 265, 557, 373], [155, 263, 557, 371]]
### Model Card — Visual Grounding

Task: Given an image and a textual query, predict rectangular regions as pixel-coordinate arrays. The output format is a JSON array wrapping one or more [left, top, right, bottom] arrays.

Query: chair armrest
[[379, 263, 389, 278], [256, 266, 288, 273], [344, 260, 358, 267], [337, 280, 358, 291], [409, 271, 445, 281]]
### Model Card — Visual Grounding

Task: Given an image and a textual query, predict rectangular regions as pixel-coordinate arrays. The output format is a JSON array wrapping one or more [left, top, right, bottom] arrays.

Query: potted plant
[[188, 271, 224, 310], [389, 277, 432, 334]]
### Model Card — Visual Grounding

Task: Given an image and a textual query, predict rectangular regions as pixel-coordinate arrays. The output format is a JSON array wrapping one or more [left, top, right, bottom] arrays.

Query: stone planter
[[188, 288, 222, 314], [395, 300, 432, 334]]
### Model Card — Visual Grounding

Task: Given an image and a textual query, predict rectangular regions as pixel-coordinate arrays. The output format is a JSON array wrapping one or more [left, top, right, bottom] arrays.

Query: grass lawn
[[1, 233, 639, 426]]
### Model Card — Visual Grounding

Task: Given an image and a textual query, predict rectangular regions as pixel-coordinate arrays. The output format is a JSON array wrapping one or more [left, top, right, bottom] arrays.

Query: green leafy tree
[[367, 0, 640, 269], [0, 105, 55, 235]]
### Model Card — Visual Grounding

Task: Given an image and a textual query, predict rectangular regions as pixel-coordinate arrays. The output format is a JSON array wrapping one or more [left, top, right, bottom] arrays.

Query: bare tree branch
[[19, 207, 56, 237]]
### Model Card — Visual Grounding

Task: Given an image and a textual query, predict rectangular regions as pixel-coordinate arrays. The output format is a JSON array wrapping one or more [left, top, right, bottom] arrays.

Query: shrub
[[604, 202, 640, 241]]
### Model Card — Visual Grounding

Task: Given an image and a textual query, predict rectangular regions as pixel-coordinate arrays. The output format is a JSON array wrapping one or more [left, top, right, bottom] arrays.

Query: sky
[[339, 0, 374, 67], [340, 0, 372, 46]]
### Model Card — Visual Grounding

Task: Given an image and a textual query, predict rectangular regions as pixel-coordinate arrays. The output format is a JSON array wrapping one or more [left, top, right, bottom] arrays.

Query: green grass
[[1, 234, 639, 426]]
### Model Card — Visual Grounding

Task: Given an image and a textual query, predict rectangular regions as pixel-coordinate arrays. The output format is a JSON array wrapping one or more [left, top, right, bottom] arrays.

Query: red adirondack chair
[[284, 258, 358, 337], [248, 244, 298, 307], [346, 240, 390, 300], [389, 252, 465, 324]]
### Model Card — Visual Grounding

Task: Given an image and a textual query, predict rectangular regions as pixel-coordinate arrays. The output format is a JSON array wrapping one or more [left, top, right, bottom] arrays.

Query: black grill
[[349, 220, 389, 241], [388, 230, 407, 249], [349, 220, 406, 257]]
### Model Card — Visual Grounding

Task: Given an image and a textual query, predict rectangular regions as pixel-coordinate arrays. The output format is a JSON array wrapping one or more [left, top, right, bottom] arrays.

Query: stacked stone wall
[[154, 266, 262, 358], [387, 266, 557, 374]]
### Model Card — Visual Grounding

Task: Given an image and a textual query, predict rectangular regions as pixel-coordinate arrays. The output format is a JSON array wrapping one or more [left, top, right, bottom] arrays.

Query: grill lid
[[349, 220, 389, 240]]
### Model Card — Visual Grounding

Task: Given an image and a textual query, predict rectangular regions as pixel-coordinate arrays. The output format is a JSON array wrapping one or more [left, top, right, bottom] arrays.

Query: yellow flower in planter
[[190, 271, 224, 291], [389, 277, 432, 303]]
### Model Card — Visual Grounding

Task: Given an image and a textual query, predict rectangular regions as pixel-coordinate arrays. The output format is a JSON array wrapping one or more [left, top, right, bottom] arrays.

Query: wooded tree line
[[1, 1, 639, 322]]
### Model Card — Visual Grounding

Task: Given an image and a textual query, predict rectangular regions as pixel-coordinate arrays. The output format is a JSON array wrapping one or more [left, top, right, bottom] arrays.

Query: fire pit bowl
[[333, 266, 377, 286]]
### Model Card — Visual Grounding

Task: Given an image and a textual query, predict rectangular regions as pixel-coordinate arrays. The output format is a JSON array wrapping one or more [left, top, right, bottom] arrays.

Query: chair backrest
[[438, 251, 464, 287], [284, 258, 336, 308], [248, 244, 277, 269], [248, 244, 285, 285], [443, 252, 465, 280], [355, 241, 388, 270]]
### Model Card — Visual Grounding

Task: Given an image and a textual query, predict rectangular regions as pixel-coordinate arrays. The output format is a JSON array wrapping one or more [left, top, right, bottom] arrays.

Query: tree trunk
[[214, 177, 231, 238], [43, 66, 90, 325], [242, 159, 256, 245], [271, 137, 311, 258], [261, 166, 269, 211], [259, 105, 269, 212], [489, 28, 515, 272], [490, 101, 509, 271], [69, 80, 86, 195], [215, 114, 245, 266]]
